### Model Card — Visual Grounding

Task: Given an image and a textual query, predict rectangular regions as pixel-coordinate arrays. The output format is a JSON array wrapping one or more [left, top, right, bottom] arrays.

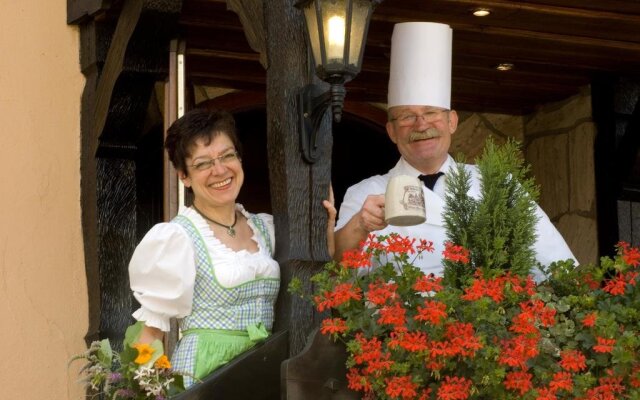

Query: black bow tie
[[419, 172, 444, 190]]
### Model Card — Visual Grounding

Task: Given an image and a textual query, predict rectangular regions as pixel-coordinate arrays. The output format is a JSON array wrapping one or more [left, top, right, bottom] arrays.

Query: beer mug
[[384, 175, 426, 226]]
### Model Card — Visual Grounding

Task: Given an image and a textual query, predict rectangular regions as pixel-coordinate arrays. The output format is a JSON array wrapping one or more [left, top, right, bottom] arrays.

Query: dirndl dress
[[129, 205, 280, 387], [139, 210, 280, 388]]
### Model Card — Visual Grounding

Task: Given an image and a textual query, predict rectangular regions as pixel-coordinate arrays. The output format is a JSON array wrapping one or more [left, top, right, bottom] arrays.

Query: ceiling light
[[472, 8, 491, 17], [496, 63, 514, 71]]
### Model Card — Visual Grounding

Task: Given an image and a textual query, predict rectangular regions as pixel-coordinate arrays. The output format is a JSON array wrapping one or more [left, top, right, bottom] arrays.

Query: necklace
[[192, 204, 238, 237]]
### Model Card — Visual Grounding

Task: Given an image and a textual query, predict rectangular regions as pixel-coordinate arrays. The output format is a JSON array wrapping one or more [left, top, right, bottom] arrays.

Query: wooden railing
[[171, 328, 360, 399], [173, 330, 288, 400], [281, 329, 359, 400]]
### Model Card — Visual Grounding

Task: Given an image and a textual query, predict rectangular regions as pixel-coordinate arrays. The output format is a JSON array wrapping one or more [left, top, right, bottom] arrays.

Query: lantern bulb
[[327, 15, 346, 61]]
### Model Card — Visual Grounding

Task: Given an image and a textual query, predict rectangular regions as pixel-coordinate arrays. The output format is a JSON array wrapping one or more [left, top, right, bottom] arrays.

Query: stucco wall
[[0, 2, 87, 399]]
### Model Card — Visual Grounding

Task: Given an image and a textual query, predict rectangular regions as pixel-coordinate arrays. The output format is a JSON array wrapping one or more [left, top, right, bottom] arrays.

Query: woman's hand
[[323, 185, 337, 258], [138, 324, 165, 344]]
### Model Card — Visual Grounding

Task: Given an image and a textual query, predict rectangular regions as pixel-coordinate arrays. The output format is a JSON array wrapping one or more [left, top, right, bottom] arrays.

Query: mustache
[[409, 128, 441, 142]]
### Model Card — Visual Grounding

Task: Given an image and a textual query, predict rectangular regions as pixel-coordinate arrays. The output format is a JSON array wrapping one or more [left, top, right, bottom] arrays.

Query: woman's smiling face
[[180, 132, 244, 210]]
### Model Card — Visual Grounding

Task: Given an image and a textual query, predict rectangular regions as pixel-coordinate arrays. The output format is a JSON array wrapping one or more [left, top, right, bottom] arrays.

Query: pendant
[[227, 227, 236, 237]]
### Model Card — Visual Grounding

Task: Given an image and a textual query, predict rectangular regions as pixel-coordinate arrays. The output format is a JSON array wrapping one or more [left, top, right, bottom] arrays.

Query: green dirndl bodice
[[169, 214, 279, 387]]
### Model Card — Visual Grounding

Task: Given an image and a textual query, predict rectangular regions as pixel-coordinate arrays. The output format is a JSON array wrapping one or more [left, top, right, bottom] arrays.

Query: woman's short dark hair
[[164, 108, 242, 174]]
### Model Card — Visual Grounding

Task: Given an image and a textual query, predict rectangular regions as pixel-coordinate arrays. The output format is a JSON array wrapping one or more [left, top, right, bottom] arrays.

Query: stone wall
[[452, 111, 524, 162], [524, 88, 598, 265], [453, 88, 598, 265]]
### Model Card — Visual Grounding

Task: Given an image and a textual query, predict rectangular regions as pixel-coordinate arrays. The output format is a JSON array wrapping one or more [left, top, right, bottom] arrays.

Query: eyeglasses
[[390, 109, 448, 127], [190, 151, 240, 171]]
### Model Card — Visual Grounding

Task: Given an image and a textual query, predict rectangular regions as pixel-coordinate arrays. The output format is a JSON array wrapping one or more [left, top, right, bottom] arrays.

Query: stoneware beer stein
[[384, 175, 426, 226]]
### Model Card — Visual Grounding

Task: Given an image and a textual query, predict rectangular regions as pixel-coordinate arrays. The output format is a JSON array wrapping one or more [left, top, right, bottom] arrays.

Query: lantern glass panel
[[302, 2, 322, 70], [348, 0, 371, 69]]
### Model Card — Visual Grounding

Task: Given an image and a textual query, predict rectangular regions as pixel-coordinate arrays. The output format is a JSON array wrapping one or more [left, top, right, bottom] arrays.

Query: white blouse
[[129, 205, 279, 332]]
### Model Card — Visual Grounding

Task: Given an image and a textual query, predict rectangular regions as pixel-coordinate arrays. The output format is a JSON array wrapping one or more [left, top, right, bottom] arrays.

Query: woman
[[129, 108, 284, 387]]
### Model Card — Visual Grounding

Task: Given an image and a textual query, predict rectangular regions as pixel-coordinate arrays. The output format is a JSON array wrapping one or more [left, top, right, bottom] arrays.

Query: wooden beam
[[434, 0, 640, 23], [189, 77, 265, 92], [72, 0, 184, 347], [226, 0, 268, 68], [91, 0, 143, 156], [367, 16, 640, 54], [67, 0, 111, 24], [265, 0, 333, 356], [181, 26, 257, 52], [457, 24, 640, 53], [186, 48, 262, 62]]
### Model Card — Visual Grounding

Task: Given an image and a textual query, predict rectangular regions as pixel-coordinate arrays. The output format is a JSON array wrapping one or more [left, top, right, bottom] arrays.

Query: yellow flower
[[154, 354, 171, 369], [133, 343, 155, 364]]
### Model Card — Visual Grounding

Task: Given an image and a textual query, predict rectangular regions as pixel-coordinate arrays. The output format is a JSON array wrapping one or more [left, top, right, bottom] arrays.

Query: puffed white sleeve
[[129, 223, 196, 332]]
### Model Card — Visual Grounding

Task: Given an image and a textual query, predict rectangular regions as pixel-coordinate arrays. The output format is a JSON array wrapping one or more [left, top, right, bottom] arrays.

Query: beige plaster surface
[[0, 1, 87, 399]]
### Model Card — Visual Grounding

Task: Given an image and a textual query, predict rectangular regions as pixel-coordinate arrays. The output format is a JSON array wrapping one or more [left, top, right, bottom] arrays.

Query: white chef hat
[[387, 22, 452, 109]]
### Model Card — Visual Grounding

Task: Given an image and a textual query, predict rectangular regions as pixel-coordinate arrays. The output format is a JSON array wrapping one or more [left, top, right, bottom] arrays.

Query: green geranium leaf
[[169, 374, 185, 394], [555, 300, 571, 313]]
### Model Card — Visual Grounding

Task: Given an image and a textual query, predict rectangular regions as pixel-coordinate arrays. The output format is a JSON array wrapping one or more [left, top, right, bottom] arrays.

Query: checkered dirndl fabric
[[250, 215, 272, 256], [169, 214, 279, 384]]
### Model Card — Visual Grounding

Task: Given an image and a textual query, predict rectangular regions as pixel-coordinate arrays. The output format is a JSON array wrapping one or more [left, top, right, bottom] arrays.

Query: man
[[334, 22, 576, 278]]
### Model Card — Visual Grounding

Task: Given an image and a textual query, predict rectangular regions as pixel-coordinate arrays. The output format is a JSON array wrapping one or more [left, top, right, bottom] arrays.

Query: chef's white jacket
[[336, 155, 577, 280]]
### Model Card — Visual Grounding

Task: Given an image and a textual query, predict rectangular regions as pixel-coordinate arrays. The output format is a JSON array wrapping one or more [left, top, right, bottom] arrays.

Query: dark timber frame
[[68, 0, 184, 345]]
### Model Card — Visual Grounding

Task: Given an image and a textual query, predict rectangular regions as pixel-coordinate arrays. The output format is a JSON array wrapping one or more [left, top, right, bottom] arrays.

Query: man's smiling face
[[386, 105, 458, 174]]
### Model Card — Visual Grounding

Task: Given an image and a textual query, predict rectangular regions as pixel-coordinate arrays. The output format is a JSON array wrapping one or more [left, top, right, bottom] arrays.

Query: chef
[[334, 22, 576, 278]]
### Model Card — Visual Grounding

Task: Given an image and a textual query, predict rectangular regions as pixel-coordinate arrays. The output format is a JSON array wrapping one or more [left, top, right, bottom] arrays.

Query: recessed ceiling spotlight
[[472, 8, 491, 17], [496, 63, 514, 71]]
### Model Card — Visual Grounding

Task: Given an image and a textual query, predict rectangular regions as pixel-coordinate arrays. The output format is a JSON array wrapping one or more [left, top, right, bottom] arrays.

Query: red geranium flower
[[603, 274, 627, 296], [413, 274, 443, 292], [581, 312, 597, 328], [549, 371, 573, 392], [415, 299, 447, 325], [366, 279, 398, 306], [559, 349, 587, 372], [442, 242, 470, 264], [385, 375, 418, 400], [320, 318, 349, 335], [437, 376, 472, 400], [593, 337, 616, 353], [504, 370, 533, 395], [377, 302, 406, 327]]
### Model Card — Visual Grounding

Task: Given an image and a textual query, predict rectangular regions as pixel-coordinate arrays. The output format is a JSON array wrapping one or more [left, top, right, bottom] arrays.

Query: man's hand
[[334, 194, 387, 261], [323, 185, 337, 258], [357, 194, 387, 233]]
